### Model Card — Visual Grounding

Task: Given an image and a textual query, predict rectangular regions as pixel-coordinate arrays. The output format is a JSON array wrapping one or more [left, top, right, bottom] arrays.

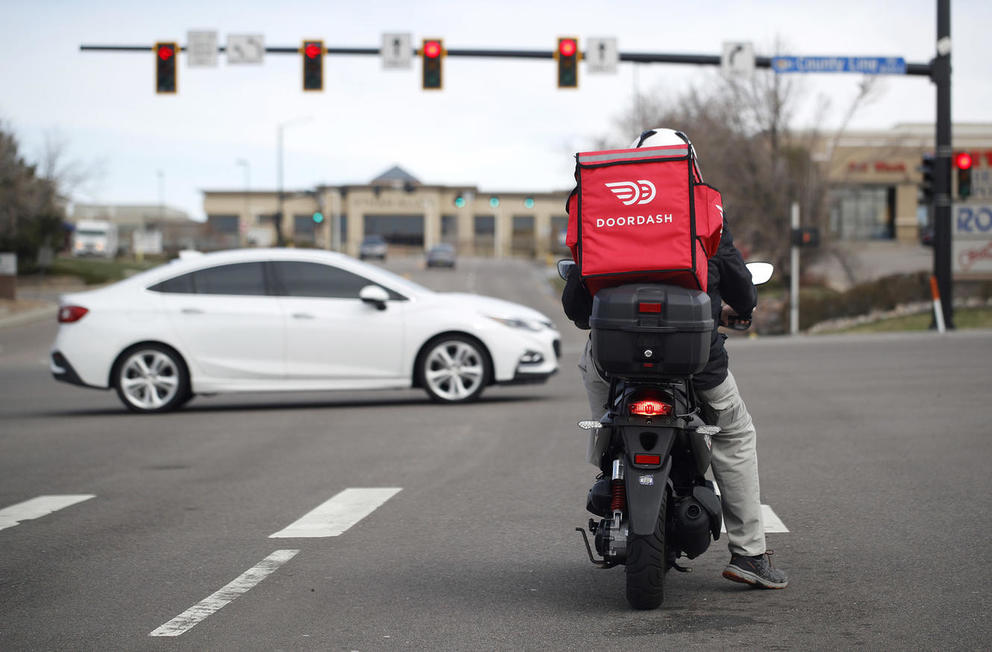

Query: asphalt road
[[1, 256, 990, 650]]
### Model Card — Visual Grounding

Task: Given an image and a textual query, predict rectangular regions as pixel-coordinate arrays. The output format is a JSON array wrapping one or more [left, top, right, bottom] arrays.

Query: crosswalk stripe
[[0, 495, 95, 532], [149, 549, 299, 637], [269, 488, 402, 539]]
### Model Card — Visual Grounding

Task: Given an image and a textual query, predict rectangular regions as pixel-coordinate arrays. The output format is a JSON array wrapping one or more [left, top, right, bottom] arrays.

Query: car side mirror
[[359, 285, 390, 311], [557, 259, 575, 281]]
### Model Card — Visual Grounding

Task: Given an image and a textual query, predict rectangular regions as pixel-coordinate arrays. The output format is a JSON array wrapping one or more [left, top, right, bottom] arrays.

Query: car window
[[193, 262, 268, 296], [272, 261, 405, 300], [148, 272, 195, 294]]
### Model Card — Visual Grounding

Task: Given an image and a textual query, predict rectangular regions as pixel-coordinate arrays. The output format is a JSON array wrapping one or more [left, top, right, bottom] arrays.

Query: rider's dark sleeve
[[561, 263, 593, 330], [716, 218, 757, 317]]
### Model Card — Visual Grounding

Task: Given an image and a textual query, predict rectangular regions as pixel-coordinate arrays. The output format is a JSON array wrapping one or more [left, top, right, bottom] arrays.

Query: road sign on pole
[[186, 30, 218, 67], [381, 33, 412, 69], [721, 41, 754, 77], [585, 37, 618, 74], [771, 56, 907, 74], [227, 34, 265, 64]]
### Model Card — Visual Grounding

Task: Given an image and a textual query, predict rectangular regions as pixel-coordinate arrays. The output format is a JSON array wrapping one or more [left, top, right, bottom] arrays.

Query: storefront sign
[[953, 204, 992, 278]]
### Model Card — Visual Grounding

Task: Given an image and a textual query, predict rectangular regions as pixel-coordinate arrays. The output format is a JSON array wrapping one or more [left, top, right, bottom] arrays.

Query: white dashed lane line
[[0, 495, 95, 532], [149, 549, 299, 637], [270, 487, 402, 538]]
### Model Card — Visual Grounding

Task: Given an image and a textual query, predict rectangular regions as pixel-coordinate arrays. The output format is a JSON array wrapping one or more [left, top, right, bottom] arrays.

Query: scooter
[[558, 260, 773, 610]]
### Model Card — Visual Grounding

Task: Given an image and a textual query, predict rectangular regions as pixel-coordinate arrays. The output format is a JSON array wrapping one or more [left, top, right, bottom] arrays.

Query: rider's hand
[[720, 305, 736, 327], [721, 305, 752, 330]]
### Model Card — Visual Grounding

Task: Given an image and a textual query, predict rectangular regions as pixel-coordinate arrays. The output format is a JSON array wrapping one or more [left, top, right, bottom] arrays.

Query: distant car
[[359, 234, 388, 260], [920, 224, 935, 247], [50, 248, 560, 413], [426, 243, 456, 268]]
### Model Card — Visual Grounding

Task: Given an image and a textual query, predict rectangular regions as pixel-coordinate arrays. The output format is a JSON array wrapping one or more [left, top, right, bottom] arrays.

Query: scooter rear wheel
[[625, 488, 669, 609]]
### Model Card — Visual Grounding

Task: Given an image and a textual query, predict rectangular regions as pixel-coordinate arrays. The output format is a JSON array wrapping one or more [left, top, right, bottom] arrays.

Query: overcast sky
[[1, 0, 990, 221]]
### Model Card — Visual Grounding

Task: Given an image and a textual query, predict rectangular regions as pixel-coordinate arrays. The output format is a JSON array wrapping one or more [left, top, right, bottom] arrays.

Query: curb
[[0, 303, 57, 330]]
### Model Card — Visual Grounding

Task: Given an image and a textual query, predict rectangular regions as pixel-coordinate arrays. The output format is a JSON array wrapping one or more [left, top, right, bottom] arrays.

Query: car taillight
[[58, 306, 89, 323], [629, 397, 672, 417]]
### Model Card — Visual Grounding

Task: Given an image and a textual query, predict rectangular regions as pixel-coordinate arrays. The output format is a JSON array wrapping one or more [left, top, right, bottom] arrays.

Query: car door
[[271, 260, 406, 382], [153, 261, 285, 380]]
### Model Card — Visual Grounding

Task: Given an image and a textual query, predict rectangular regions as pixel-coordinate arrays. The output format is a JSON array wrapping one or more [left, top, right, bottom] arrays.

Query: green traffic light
[[454, 196, 466, 208], [313, 212, 324, 223], [524, 197, 535, 209], [490, 197, 500, 208]]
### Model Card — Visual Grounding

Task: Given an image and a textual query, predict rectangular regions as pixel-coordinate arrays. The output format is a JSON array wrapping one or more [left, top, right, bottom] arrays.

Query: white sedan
[[50, 249, 561, 413]]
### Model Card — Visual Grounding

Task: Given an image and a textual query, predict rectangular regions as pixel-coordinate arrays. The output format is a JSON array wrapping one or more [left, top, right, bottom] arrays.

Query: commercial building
[[70, 203, 200, 254], [203, 166, 571, 259], [202, 123, 992, 258], [820, 122, 992, 243]]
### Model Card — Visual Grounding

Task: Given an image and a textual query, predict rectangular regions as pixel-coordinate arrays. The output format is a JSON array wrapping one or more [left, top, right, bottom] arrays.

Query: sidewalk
[[0, 275, 89, 329]]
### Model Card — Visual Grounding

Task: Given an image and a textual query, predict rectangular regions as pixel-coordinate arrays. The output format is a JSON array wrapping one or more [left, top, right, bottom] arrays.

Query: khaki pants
[[578, 337, 766, 556]]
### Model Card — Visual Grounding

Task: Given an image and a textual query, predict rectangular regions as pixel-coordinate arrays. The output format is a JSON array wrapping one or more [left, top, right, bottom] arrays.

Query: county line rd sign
[[772, 56, 907, 74]]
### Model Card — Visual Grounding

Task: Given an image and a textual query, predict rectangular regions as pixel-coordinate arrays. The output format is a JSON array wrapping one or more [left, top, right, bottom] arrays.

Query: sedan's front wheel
[[417, 335, 490, 403], [113, 344, 191, 413]]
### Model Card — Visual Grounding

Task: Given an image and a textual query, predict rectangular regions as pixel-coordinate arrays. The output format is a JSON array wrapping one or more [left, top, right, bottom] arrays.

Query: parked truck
[[72, 220, 119, 258]]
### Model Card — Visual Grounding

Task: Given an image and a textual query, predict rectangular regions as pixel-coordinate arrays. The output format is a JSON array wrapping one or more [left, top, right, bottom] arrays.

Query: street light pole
[[236, 159, 250, 245], [276, 117, 312, 247]]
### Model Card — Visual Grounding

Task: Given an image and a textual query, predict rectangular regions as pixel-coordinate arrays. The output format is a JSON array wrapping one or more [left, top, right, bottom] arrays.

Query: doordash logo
[[605, 180, 656, 206]]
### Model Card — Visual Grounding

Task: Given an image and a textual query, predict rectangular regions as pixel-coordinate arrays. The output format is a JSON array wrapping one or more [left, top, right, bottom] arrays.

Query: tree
[[0, 123, 68, 270]]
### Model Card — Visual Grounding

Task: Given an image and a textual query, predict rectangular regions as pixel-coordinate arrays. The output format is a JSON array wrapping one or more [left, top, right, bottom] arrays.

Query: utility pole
[[932, 0, 954, 328], [276, 117, 311, 247], [237, 158, 250, 245], [790, 202, 800, 335]]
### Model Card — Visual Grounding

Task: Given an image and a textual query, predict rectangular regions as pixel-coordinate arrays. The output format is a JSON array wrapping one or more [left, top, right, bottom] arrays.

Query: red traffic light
[[304, 43, 321, 59], [423, 40, 442, 58], [558, 38, 577, 57], [157, 45, 174, 60], [955, 152, 973, 170]]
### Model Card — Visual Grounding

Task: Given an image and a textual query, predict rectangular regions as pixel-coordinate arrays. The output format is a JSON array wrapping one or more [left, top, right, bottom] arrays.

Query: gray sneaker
[[722, 551, 789, 589]]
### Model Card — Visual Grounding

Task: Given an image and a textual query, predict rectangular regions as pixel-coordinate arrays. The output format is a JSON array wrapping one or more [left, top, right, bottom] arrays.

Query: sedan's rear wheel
[[113, 344, 190, 413], [417, 335, 490, 403]]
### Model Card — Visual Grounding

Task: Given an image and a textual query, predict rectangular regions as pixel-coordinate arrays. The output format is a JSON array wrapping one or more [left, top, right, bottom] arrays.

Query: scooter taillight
[[629, 398, 672, 417]]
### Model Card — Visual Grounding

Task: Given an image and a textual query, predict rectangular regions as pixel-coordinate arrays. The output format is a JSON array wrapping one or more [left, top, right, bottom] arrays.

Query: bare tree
[[595, 67, 885, 278]]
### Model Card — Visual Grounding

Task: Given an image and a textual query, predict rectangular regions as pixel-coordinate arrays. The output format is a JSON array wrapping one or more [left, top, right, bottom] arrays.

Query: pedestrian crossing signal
[[155, 42, 177, 94]]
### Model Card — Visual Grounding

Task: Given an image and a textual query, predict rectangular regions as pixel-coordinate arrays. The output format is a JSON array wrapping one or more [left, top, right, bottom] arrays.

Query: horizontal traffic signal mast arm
[[78, 43, 936, 75]]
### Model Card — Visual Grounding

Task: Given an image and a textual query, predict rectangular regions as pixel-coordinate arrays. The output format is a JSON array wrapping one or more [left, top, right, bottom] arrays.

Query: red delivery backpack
[[566, 140, 724, 294]]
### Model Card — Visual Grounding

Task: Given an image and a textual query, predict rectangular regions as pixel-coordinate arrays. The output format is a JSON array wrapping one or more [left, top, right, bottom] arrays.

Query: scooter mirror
[[557, 259, 575, 281], [746, 262, 774, 286]]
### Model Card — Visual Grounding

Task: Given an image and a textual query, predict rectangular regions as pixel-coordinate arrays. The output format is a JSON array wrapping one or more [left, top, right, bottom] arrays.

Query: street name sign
[[772, 56, 906, 74], [227, 34, 265, 64]]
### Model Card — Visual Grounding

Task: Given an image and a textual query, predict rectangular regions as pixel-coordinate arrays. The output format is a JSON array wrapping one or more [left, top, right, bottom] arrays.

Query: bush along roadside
[[785, 271, 932, 332]]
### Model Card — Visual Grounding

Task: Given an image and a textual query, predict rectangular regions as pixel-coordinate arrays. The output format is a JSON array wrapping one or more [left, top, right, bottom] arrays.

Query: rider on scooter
[[563, 127, 789, 589]]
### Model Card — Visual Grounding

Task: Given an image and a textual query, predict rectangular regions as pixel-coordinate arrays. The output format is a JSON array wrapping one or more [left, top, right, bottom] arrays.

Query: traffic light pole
[[932, 0, 954, 329]]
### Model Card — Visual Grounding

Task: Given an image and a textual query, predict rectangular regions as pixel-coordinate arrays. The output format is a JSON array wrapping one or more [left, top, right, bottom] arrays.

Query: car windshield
[[363, 262, 433, 296], [431, 244, 454, 252], [362, 235, 385, 244]]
